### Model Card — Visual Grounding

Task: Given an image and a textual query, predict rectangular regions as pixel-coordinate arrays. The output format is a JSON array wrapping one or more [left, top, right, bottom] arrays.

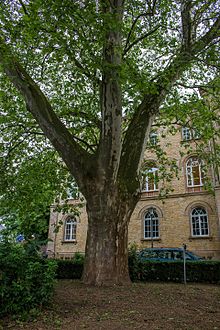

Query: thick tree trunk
[[82, 188, 138, 286]]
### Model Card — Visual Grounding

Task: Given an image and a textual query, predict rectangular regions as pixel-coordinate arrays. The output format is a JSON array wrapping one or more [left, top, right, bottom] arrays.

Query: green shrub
[[128, 255, 220, 284], [55, 248, 220, 284], [56, 258, 84, 279], [0, 242, 57, 318], [128, 243, 141, 281]]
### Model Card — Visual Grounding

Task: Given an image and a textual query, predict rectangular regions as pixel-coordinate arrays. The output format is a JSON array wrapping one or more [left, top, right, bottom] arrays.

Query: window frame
[[142, 167, 159, 192], [186, 156, 204, 187], [64, 217, 77, 242], [182, 127, 201, 141], [149, 131, 158, 145], [182, 127, 192, 141], [190, 207, 209, 237], [144, 208, 160, 240]]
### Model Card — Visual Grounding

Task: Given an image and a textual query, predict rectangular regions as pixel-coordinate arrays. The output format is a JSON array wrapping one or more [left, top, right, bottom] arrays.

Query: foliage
[[128, 244, 220, 284], [0, 146, 80, 239], [0, 241, 57, 318], [55, 250, 220, 284], [128, 257, 220, 284], [0, 0, 219, 193], [55, 253, 84, 279], [128, 243, 141, 281], [0, 0, 219, 284]]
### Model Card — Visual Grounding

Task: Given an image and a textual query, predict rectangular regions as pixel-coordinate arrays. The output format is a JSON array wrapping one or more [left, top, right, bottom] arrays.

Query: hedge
[[55, 257, 220, 284], [56, 259, 84, 279], [129, 260, 220, 283]]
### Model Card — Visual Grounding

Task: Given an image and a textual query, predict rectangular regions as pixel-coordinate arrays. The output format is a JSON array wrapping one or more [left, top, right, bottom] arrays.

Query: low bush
[[128, 257, 220, 284], [55, 251, 220, 284], [0, 242, 57, 318], [56, 254, 84, 279]]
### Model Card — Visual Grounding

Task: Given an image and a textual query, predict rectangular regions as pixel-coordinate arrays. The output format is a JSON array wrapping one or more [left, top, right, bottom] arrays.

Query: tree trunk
[[82, 188, 138, 286]]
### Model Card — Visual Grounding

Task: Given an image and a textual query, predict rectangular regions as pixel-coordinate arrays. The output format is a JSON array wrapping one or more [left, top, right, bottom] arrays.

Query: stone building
[[47, 125, 220, 260]]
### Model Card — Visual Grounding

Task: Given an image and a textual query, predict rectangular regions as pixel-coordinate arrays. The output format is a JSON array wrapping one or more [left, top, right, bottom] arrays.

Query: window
[[149, 131, 158, 145], [66, 181, 80, 199], [144, 208, 159, 239], [186, 157, 203, 187], [182, 127, 201, 141], [193, 129, 201, 139], [191, 207, 209, 237], [64, 217, 77, 241], [142, 166, 159, 192], [182, 127, 192, 141]]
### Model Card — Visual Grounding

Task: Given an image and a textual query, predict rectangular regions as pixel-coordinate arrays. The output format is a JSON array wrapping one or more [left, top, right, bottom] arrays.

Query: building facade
[[47, 125, 220, 260]]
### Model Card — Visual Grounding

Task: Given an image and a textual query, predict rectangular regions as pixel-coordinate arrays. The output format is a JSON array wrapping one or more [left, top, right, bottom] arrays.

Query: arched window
[[191, 207, 209, 237], [142, 163, 159, 192], [64, 217, 77, 241], [144, 208, 159, 239], [186, 157, 203, 187]]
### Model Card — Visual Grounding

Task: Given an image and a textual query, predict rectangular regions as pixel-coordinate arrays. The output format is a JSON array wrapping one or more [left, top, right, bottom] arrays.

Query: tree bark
[[82, 184, 138, 286]]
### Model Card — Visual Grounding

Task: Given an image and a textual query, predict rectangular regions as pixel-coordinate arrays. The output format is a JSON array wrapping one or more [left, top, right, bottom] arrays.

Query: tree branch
[[119, 11, 220, 183], [181, 0, 193, 49], [98, 0, 124, 181], [123, 1, 158, 57], [124, 13, 153, 54], [69, 110, 101, 129], [123, 26, 160, 56], [72, 135, 97, 153], [66, 48, 101, 85], [18, 0, 29, 16], [0, 39, 92, 187], [190, 14, 220, 56]]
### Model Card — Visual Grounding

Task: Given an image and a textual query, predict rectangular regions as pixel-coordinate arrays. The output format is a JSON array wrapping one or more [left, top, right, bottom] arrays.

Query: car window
[[141, 250, 158, 258], [173, 251, 183, 260], [158, 251, 170, 259], [185, 253, 193, 260], [141, 251, 152, 258], [150, 251, 158, 258]]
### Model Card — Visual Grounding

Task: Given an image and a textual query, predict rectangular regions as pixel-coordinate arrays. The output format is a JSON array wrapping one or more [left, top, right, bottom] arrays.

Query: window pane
[[65, 218, 77, 240], [191, 207, 208, 236], [182, 127, 192, 141], [144, 168, 159, 191], [149, 132, 158, 145], [192, 164, 201, 185], [148, 175, 155, 191], [186, 157, 203, 187], [144, 208, 159, 238]]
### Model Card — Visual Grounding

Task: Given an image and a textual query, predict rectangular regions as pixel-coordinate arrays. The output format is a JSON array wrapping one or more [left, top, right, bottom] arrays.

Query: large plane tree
[[0, 0, 219, 285]]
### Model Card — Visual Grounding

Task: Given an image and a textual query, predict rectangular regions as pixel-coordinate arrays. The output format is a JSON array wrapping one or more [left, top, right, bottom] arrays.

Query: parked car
[[138, 248, 204, 262]]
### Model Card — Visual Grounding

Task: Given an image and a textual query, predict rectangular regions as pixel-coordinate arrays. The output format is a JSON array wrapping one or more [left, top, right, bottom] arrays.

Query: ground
[[1, 280, 220, 329]]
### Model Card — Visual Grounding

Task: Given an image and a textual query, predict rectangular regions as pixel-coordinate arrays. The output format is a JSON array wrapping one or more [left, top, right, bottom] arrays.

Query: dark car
[[138, 248, 204, 262]]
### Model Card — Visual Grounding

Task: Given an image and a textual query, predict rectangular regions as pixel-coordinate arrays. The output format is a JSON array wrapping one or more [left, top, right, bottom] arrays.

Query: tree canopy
[[0, 0, 220, 284]]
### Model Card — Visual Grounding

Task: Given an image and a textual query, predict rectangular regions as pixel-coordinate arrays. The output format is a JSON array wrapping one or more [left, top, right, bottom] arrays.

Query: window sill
[[141, 238, 161, 242], [62, 240, 77, 244], [189, 236, 212, 241], [187, 186, 204, 193], [141, 191, 159, 197]]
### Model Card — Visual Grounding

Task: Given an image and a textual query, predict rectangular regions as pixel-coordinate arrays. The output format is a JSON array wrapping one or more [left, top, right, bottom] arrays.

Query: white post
[[183, 244, 187, 285]]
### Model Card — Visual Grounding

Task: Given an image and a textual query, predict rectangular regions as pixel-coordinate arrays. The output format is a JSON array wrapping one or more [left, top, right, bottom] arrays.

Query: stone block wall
[[47, 126, 220, 260]]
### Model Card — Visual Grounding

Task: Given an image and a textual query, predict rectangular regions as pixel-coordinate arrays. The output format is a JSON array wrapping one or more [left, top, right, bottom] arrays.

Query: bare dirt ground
[[2, 280, 220, 330]]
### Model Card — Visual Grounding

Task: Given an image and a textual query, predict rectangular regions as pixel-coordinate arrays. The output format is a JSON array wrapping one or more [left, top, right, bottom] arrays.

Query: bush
[[128, 252, 220, 283], [128, 243, 141, 281], [55, 249, 220, 284], [56, 254, 84, 279], [0, 242, 57, 318]]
